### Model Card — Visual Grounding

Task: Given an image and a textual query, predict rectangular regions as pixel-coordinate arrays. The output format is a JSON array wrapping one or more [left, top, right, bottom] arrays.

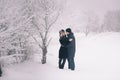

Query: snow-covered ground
[[1, 32, 120, 80]]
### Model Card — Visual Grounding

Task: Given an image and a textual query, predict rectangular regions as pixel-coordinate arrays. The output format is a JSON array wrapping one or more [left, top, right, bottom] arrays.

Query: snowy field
[[1, 32, 120, 80]]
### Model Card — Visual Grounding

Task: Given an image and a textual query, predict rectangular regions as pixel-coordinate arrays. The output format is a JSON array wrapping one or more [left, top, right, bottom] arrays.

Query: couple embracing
[[59, 28, 76, 71]]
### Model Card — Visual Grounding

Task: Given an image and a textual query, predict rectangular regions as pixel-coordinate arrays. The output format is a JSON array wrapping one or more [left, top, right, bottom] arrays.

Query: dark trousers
[[68, 58, 75, 70], [59, 58, 66, 69]]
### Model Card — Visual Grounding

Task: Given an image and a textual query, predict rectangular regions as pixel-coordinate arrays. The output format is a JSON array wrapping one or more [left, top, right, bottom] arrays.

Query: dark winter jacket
[[59, 36, 68, 58], [66, 32, 76, 58]]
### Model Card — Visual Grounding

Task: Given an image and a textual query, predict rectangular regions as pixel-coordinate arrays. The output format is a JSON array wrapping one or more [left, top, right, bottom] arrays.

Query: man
[[66, 28, 76, 70]]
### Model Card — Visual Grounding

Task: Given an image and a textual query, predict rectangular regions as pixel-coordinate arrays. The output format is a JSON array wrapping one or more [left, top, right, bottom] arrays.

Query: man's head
[[66, 28, 72, 35]]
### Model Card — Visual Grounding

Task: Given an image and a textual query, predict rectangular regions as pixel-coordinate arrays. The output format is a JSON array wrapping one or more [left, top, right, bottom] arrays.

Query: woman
[[59, 29, 68, 69]]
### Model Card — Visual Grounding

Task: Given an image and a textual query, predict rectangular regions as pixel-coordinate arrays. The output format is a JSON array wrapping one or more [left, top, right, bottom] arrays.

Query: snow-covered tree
[[103, 10, 120, 32], [0, 0, 63, 64], [83, 11, 100, 36], [0, 0, 31, 64], [20, 0, 62, 64]]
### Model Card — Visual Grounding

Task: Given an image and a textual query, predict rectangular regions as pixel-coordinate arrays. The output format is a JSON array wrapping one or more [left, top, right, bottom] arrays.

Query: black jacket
[[59, 36, 68, 58], [66, 32, 76, 58]]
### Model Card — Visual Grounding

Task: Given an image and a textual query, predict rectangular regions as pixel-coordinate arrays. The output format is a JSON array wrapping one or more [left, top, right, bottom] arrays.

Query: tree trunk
[[41, 46, 47, 64], [85, 28, 89, 36]]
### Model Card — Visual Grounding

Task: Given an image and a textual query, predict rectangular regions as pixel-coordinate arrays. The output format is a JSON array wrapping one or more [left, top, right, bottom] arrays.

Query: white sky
[[65, 0, 120, 15]]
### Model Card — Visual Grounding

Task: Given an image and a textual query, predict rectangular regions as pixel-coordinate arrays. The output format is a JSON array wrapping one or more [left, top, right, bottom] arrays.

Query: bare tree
[[33, 0, 60, 64], [83, 11, 100, 36], [21, 0, 62, 64]]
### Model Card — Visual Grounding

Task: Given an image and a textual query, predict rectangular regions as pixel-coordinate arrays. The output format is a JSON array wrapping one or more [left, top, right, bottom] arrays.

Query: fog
[[54, 0, 120, 31]]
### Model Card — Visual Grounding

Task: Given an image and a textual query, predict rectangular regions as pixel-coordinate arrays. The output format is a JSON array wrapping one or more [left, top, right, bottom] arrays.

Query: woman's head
[[59, 29, 66, 37]]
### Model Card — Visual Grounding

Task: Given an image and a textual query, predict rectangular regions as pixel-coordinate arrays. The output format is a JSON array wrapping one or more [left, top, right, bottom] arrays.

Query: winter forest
[[0, 0, 120, 80]]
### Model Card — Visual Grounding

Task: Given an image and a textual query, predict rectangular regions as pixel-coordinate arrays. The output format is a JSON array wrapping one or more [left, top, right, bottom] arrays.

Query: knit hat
[[66, 28, 72, 33]]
